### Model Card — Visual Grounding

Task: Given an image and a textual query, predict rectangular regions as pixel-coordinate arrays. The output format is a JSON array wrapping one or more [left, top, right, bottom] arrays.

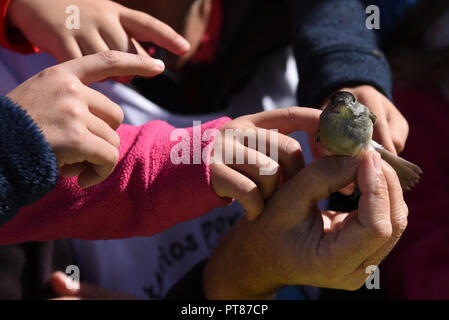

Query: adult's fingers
[[120, 8, 190, 55], [267, 155, 359, 227], [210, 163, 264, 221], [63, 51, 165, 84], [362, 161, 408, 267], [245, 107, 321, 135], [85, 86, 124, 130], [331, 150, 392, 266]]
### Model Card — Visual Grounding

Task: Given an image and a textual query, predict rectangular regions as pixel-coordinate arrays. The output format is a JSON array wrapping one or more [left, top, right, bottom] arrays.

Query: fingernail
[[371, 151, 382, 173], [153, 59, 165, 71], [176, 37, 191, 52]]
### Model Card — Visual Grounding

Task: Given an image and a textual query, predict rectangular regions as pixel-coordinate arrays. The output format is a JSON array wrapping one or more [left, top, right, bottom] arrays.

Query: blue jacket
[[289, 0, 393, 107], [0, 95, 58, 226]]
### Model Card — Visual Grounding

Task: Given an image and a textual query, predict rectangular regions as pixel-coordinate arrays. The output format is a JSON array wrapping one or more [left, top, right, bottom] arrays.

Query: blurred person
[[379, 0, 449, 299]]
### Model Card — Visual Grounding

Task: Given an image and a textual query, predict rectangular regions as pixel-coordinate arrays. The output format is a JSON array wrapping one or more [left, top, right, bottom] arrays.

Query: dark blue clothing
[[363, 0, 418, 33], [289, 0, 393, 107], [0, 95, 58, 226]]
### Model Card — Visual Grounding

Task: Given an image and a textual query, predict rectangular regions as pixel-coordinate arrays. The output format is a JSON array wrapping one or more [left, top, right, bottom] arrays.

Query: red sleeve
[[0, 0, 40, 54], [0, 117, 232, 244]]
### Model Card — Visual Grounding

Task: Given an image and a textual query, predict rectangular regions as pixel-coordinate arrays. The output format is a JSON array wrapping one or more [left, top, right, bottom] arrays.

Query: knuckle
[[67, 126, 86, 149], [284, 106, 301, 120], [111, 103, 125, 126], [111, 131, 121, 148], [369, 222, 393, 241], [108, 148, 120, 165], [282, 138, 302, 157], [64, 103, 84, 120], [99, 50, 120, 66], [141, 16, 156, 30], [393, 206, 408, 233], [396, 218, 408, 235], [38, 66, 63, 79], [243, 183, 263, 209], [63, 81, 82, 97]]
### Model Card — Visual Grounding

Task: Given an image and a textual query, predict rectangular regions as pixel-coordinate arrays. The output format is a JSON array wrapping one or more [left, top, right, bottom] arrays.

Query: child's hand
[[210, 107, 321, 221], [7, 51, 165, 188], [8, 0, 190, 62]]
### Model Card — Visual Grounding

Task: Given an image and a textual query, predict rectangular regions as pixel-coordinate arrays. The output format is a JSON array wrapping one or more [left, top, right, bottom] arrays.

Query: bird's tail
[[372, 141, 423, 192]]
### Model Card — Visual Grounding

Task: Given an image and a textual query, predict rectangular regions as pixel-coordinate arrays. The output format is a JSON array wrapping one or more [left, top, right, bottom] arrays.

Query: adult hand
[[204, 149, 408, 299], [7, 51, 164, 188], [210, 107, 321, 220]]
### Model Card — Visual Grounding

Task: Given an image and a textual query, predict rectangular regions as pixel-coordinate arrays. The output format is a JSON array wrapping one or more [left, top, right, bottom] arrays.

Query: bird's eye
[[352, 97, 356, 103]]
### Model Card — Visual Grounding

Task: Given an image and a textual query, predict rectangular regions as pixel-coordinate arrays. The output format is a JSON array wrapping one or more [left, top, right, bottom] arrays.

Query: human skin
[[210, 107, 321, 220], [203, 150, 408, 299], [7, 0, 191, 62], [7, 51, 165, 188]]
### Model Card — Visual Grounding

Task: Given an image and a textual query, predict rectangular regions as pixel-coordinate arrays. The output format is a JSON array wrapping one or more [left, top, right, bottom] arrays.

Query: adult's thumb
[[272, 155, 359, 226]]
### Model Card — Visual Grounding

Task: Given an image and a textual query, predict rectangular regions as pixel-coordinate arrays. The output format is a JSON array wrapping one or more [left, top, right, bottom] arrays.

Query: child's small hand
[[210, 107, 321, 221], [8, 0, 190, 62], [7, 51, 165, 189]]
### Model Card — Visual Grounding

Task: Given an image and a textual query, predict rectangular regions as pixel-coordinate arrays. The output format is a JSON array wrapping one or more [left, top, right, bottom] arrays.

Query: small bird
[[316, 91, 422, 191]]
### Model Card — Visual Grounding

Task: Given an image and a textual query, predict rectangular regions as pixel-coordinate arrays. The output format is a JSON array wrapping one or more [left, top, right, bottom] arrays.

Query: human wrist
[[202, 221, 281, 299]]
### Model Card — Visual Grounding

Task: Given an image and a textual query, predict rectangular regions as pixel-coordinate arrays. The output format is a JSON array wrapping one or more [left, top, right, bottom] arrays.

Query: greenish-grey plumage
[[316, 91, 422, 191]]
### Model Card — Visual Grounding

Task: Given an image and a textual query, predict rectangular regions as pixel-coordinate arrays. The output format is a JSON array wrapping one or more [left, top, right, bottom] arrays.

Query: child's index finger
[[247, 107, 322, 135], [63, 51, 165, 85]]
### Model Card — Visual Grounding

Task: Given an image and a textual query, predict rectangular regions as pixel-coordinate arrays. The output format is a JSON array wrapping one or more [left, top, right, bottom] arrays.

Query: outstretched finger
[[63, 51, 165, 84], [120, 9, 190, 55], [245, 107, 321, 135]]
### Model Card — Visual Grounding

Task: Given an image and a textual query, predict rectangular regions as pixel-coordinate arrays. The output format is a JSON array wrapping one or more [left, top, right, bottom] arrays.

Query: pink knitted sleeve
[[0, 117, 232, 244]]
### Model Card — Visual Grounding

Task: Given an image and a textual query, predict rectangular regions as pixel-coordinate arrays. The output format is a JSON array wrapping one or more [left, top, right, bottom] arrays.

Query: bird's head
[[325, 91, 358, 120]]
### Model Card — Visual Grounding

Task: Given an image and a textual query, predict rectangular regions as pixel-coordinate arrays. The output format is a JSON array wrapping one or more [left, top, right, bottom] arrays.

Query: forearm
[[203, 220, 279, 300], [288, 0, 393, 107], [0, 117, 231, 244]]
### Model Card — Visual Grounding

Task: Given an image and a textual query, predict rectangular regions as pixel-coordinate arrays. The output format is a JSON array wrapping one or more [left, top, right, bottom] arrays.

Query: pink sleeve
[[0, 117, 232, 244]]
